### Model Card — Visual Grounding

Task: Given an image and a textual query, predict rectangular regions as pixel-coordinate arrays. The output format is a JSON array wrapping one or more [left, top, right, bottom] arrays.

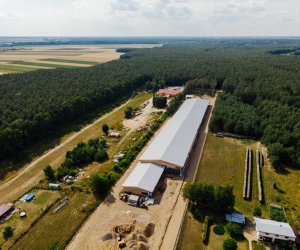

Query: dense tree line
[[1, 42, 300, 169]]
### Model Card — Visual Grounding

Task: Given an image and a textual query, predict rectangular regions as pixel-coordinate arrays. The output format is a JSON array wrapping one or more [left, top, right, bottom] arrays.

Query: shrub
[[153, 96, 167, 108], [3, 226, 13, 239], [102, 124, 109, 135], [43, 165, 55, 181], [202, 216, 210, 243], [253, 207, 262, 217], [225, 222, 243, 239], [124, 107, 134, 119], [223, 238, 237, 250], [213, 225, 225, 235], [90, 173, 116, 197]]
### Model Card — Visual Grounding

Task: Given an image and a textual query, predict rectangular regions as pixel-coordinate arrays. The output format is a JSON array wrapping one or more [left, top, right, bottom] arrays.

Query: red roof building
[[156, 87, 183, 97]]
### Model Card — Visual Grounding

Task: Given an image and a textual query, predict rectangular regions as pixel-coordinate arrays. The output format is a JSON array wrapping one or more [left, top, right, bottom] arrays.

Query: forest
[[0, 41, 300, 169]]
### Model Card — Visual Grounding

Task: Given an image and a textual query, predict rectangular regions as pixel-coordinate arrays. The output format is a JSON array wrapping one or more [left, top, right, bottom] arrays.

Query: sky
[[0, 0, 299, 36]]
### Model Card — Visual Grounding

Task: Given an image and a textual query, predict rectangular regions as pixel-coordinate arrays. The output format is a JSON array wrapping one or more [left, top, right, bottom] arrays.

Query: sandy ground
[[67, 96, 216, 250]]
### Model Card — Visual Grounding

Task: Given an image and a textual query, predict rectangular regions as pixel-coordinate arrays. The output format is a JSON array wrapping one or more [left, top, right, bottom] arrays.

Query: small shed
[[49, 183, 60, 190], [226, 213, 246, 224], [0, 203, 14, 221]]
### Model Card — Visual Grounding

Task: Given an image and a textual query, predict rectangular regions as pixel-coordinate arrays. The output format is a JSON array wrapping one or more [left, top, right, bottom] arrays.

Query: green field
[[177, 133, 300, 249], [41, 58, 99, 65], [0, 64, 37, 72], [11, 61, 79, 69], [11, 192, 96, 250], [0, 190, 61, 249]]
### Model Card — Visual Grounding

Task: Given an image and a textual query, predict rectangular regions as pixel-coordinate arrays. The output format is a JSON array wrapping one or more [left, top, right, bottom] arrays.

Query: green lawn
[[41, 58, 99, 65], [11, 61, 79, 69], [177, 133, 300, 249]]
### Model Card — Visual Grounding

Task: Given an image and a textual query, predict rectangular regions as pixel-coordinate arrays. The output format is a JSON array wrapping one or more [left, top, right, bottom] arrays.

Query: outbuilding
[[0, 203, 14, 221], [254, 217, 296, 243], [226, 213, 246, 225], [122, 163, 165, 197]]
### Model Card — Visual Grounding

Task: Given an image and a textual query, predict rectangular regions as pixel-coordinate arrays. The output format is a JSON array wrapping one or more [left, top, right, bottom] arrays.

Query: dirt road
[[0, 99, 133, 203]]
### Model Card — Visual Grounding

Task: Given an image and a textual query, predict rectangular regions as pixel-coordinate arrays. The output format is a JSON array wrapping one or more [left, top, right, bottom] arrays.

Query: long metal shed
[[140, 98, 208, 175]]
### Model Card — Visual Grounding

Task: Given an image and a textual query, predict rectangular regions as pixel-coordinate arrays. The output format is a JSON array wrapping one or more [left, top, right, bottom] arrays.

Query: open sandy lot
[[67, 96, 216, 250]]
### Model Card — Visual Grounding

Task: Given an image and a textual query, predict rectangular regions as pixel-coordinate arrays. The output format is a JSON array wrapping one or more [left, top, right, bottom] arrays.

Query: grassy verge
[[41, 58, 99, 65], [177, 132, 300, 249]]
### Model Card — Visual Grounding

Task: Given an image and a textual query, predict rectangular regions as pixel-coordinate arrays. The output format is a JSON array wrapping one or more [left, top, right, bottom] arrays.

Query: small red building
[[156, 87, 183, 98]]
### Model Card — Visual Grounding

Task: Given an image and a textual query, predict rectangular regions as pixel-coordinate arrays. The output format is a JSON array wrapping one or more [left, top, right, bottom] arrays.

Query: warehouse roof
[[122, 163, 165, 193], [254, 218, 296, 238], [140, 99, 209, 168]]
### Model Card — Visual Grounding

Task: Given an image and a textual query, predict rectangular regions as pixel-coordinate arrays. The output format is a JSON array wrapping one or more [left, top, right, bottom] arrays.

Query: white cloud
[[0, 0, 299, 36]]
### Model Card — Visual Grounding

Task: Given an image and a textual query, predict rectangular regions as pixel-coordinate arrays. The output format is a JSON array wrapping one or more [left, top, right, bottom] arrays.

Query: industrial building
[[254, 217, 296, 243], [122, 98, 209, 196]]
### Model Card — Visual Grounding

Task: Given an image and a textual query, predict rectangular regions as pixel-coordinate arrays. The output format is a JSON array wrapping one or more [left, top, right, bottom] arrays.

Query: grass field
[[0, 190, 61, 249], [11, 192, 96, 250], [0, 64, 37, 72], [11, 61, 79, 69], [41, 58, 99, 65], [177, 133, 300, 249]]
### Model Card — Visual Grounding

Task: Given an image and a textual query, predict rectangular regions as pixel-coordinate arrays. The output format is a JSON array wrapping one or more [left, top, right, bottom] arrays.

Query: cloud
[[0, 0, 299, 36]]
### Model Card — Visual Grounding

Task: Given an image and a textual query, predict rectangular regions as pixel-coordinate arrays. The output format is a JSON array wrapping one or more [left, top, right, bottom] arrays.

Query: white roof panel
[[254, 218, 296, 238], [140, 99, 208, 168], [122, 163, 165, 193]]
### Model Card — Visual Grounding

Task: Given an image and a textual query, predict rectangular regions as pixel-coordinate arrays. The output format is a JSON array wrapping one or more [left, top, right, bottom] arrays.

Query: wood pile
[[256, 150, 264, 204], [243, 148, 252, 200]]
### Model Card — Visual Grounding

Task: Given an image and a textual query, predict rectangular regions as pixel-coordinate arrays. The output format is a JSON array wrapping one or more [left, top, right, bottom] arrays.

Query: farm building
[[254, 217, 296, 243], [122, 163, 165, 196], [0, 203, 14, 221], [226, 212, 246, 225], [156, 87, 183, 98], [140, 98, 209, 176], [122, 99, 209, 196]]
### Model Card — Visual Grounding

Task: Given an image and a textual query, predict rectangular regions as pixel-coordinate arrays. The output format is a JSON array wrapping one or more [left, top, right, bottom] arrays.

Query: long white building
[[122, 99, 209, 196]]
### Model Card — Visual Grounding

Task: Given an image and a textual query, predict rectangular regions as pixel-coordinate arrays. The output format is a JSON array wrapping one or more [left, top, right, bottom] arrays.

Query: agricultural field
[[0, 44, 156, 74], [177, 132, 300, 249], [0, 190, 61, 249]]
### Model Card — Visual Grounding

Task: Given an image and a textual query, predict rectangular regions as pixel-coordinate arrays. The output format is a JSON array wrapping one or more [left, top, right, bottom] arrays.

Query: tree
[[124, 107, 134, 119], [3, 226, 13, 239], [153, 96, 167, 109], [253, 207, 262, 217], [95, 148, 108, 162], [223, 238, 237, 250], [90, 173, 116, 197], [102, 124, 109, 135], [43, 165, 55, 181], [225, 222, 243, 239]]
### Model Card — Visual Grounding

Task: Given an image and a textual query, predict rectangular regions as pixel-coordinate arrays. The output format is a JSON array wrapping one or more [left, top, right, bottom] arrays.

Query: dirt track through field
[[0, 100, 131, 203]]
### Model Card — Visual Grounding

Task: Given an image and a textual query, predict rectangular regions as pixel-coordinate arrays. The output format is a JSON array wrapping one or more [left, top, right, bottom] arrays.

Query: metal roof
[[254, 217, 296, 238], [226, 213, 246, 224], [140, 99, 209, 168], [0, 203, 13, 217], [122, 163, 165, 193]]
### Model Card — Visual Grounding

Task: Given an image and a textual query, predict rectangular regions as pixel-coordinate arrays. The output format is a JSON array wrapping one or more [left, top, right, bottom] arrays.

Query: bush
[[90, 172, 117, 197], [153, 96, 167, 108], [3, 226, 13, 239], [202, 216, 210, 243], [223, 238, 237, 250], [225, 222, 243, 239], [102, 124, 109, 135], [43, 165, 55, 181], [253, 207, 262, 217], [124, 107, 134, 119], [213, 225, 225, 235]]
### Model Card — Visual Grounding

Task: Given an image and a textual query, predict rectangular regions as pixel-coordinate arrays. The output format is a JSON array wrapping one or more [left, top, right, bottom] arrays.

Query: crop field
[[0, 190, 61, 249], [0, 44, 157, 74], [177, 133, 300, 249], [11, 192, 96, 250]]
